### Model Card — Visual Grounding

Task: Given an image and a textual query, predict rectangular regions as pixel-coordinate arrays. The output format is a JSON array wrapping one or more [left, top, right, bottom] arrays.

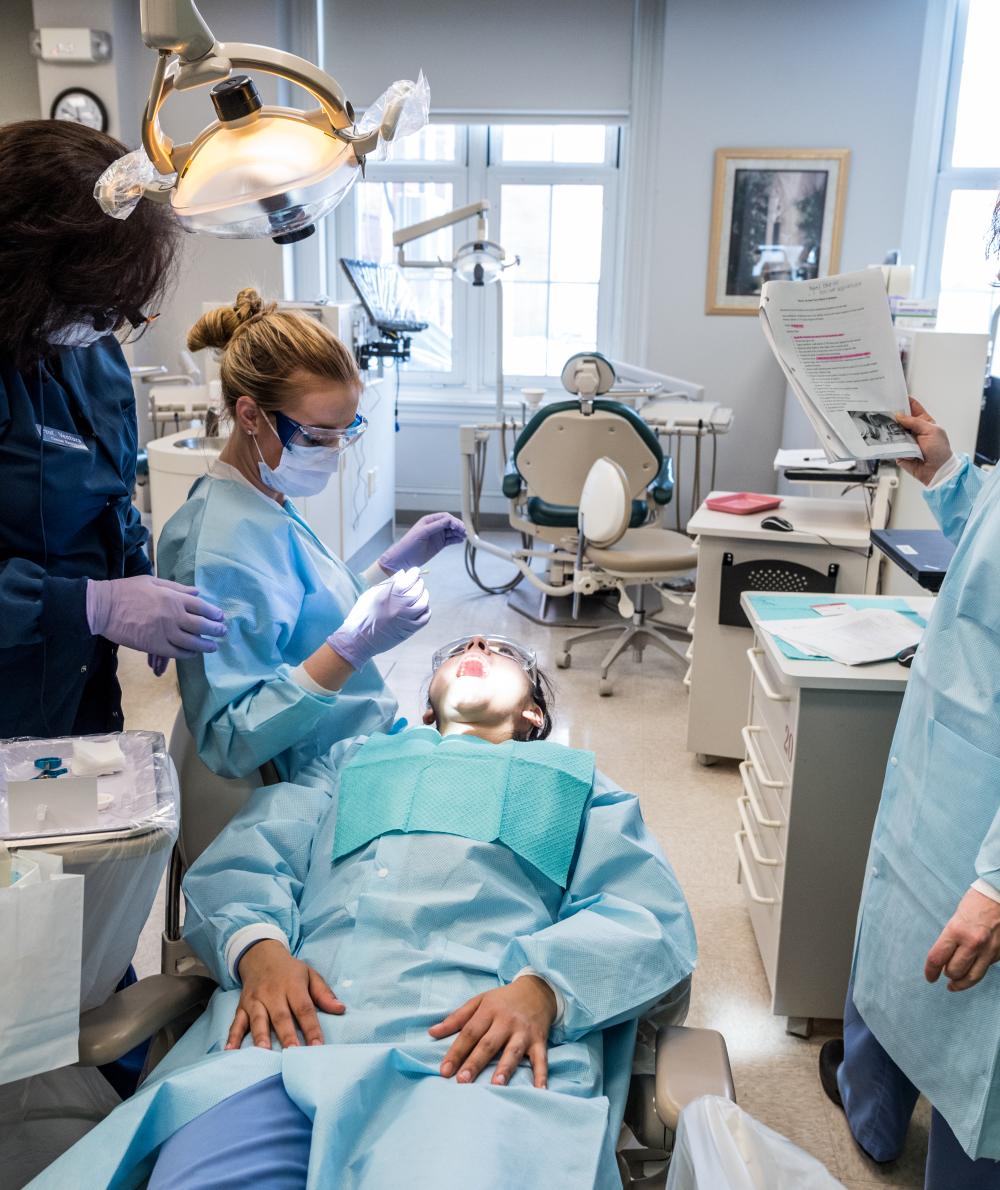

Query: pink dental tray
[[705, 492, 783, 516]]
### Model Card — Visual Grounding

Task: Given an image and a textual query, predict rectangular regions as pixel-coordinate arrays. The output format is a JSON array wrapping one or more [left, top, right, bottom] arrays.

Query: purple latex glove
[[86, 576, 226, 659], [377, 512, 466, 575], [327, 567, 430, 671], [147, 654, 169, 677]]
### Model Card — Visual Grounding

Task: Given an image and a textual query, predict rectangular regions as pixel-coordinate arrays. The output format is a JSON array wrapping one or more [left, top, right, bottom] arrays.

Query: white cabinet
[[736, 592, 932, 1035], [685, 494, 875, 762], [300, 378, 395, 567]]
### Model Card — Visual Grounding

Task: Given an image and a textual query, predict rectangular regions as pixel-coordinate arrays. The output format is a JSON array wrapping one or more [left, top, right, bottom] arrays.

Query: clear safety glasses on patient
[[431, 636, 537, 678]]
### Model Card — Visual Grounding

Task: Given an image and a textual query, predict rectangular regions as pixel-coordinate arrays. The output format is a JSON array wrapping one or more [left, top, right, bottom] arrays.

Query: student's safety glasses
[[273, 409, 368, 451]]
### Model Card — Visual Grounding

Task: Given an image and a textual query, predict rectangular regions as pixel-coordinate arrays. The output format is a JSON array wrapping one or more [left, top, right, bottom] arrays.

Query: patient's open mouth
[[456, 656, 489, 679]]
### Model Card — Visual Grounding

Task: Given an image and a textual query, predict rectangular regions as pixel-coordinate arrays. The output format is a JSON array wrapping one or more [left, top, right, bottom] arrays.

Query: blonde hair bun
[[187, 286, 275, 352], [185, 285, 361, 418]]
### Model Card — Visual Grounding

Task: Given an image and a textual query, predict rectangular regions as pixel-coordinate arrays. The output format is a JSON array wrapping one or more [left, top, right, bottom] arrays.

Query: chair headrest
[[513, 400, 662, 508], [579, 457, 632, 547]]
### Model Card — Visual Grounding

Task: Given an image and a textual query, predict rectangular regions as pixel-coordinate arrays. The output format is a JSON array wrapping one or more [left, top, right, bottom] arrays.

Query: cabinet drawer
[[735, 828, 780, 988], [747, 646, 797, 780], [739, 759, 787, 859], [741, 725, 792, 818], [738, 793, 785, 878]]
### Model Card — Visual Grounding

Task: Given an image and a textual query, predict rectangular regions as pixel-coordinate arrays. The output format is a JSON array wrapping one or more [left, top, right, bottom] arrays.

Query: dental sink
[[172, 436, 228, 450]]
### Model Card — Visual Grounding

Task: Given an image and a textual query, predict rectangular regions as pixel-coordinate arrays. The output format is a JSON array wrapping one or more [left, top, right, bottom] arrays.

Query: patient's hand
[[429, 975, 557, 1089], [227, 940, 345, 1050]]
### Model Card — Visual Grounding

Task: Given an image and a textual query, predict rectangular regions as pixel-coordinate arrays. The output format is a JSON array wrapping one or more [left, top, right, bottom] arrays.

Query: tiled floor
[[119, 537, 928, 1188]]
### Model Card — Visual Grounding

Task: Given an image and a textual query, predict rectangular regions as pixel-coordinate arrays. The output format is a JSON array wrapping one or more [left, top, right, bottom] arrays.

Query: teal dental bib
[[333, 728, 595, 888]]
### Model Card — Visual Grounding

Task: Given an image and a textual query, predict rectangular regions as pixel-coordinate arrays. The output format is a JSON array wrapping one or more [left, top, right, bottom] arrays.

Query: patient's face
[[425, 637, 539, 739]]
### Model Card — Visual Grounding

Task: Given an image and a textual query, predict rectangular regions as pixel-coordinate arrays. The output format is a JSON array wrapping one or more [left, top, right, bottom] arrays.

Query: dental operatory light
[[393, 200, 518, 287], [95, 0, 427, 243], [394, 200, 518, 420]]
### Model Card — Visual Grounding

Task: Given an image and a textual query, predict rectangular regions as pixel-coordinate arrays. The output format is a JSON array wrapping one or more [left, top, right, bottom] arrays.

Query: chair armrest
[[648, 456, 675, 506], [78, 974, 215, 1068], [147, 374, 197, 387], [654, 1024, 735, 1131], [502, 452, 524, 499]]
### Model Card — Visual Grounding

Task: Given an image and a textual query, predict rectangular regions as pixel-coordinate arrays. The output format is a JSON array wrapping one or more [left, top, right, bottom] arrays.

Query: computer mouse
[[761, 515, 794, 532], [896, 644, 918, 667]]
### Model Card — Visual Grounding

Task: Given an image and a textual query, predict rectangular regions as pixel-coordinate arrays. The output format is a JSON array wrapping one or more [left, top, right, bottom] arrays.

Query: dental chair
[[504, 398, 678, 566], [501, 402, 696, 670], [78, 711, 734, 1188], [554, 454, 698, 695]]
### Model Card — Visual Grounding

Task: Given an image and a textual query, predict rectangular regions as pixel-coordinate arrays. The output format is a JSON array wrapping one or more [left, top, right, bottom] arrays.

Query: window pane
[[951, 0, 1000, 167], [354, 180, 454, 372], [503, 283, 549, 375], [546, 283, 599, 375], [499, 182, 604, 375], [550, 185, 603, 282], [936, 187, 998, 333], [497, 124, 606, 164], [501, 126, 554, 163], [387, 123, 459, 163], [499, 185, 551, 280], [552, 125, 607, 164]]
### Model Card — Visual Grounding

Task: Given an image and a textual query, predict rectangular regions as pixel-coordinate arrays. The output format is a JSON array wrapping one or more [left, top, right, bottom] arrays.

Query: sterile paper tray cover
[[0, 731, 178, 841]]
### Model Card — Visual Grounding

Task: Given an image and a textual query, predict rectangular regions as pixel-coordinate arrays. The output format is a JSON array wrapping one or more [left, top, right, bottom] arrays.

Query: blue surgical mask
[[254, 416, 341, 497]]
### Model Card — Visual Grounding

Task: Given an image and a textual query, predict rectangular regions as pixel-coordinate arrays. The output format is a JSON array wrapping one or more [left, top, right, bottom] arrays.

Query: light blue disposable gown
[[853, 455, 1000, 1159], [30, 730, 697, 1190], [156, 470, 397, 779]]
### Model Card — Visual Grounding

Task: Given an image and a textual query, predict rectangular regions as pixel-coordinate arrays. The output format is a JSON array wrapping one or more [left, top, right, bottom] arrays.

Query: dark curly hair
[[0, 120, 180, 366]]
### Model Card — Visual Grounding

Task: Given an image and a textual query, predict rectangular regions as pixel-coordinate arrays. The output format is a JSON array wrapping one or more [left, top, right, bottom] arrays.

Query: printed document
[[760, 608, 923, 666], [759, 268, 922, 463]]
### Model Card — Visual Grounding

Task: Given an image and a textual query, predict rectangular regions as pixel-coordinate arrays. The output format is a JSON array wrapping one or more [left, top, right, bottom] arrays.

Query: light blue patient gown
[[31, 729, 697, 1190], [853, 455, 1000, 1159], [156, 470, 396, 779]]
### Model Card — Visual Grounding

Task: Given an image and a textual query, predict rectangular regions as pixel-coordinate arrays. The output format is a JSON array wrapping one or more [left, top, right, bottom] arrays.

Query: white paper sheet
[[760, 608, 923, 666], [759, 269, 923, 463]]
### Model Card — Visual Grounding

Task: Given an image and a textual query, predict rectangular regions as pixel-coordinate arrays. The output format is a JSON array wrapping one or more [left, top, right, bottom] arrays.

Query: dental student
[[157, 288, 465, 780]]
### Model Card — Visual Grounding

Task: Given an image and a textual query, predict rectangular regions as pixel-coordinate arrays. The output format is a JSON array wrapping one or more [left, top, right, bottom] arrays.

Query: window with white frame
[[925, 0, 1000, 337], [334, 123, 622, 392]]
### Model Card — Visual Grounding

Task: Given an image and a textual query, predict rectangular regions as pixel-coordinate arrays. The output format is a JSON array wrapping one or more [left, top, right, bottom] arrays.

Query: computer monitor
[[339, 258, 429, 335]]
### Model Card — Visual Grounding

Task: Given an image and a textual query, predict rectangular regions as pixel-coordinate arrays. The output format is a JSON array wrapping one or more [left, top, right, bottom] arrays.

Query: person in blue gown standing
[[0, 121, 226, 739], [820, 397, 1000, 1188]]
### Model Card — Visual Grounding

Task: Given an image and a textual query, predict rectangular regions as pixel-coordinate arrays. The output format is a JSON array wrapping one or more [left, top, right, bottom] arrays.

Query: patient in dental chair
[[33, 635, 695, 1190]]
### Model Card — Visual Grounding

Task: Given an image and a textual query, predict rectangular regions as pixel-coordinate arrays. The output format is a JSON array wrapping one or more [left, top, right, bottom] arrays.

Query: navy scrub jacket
[[0, 337, 151, 737]]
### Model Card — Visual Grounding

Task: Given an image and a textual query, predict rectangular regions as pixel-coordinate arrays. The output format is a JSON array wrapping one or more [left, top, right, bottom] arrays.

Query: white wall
[[0, 0, 40, 123], [646, 0, 929, 500], [393, 0, 931, 517]]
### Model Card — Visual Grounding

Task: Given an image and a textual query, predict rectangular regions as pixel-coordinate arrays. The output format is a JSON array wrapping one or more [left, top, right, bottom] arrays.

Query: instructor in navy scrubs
[[0, 120, 225, 738]]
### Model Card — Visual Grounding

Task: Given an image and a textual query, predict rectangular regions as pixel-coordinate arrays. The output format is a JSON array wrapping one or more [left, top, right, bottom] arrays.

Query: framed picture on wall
[[706, 148, 850, 315]]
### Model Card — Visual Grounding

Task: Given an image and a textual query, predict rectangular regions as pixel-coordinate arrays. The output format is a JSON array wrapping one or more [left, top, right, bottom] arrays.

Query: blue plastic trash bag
[[665, 1096, 844, 1190]]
